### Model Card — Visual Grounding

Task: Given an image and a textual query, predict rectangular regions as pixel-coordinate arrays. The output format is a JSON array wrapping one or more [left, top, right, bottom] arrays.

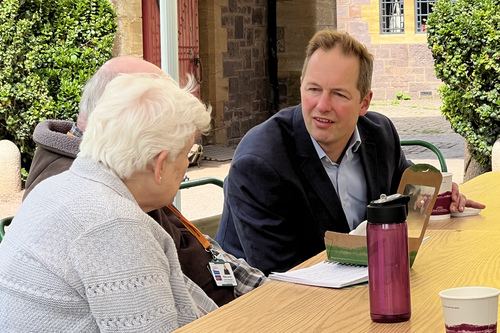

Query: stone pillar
[[492, 138, 500, 171], [199, 0, 229, 146], [0, 140, 21, 195], [109, 0, 143, 57]]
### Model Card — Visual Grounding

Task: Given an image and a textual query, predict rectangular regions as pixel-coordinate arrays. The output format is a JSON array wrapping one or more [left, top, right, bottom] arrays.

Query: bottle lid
[[367, 193, 410, 224]]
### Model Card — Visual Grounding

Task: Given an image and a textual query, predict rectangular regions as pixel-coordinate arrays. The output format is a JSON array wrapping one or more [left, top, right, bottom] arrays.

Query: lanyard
[[167, 205, 219, 258]]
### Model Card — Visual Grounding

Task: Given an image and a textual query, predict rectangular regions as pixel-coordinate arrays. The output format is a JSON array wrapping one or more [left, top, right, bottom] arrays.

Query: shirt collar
[[311, 125, 362, 162], [69, 122, 84, 138], [351, 126, 362, 153], [311, 136, 327, 160]]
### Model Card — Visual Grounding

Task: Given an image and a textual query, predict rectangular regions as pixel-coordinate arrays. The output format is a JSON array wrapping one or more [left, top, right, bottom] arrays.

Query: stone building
[[276, 0, 442, 104], [109, 0, 440, 147], [336, 0, 442, 100], [109, 0, 272, 147]]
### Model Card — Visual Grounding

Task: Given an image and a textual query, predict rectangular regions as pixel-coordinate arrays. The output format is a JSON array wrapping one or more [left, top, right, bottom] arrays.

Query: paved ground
[[370, 99, 464, 160], [1, 98, 466, 221]]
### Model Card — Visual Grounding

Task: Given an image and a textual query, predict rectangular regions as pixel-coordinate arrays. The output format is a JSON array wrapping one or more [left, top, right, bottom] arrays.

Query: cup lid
[[367, 194, 410, 224]]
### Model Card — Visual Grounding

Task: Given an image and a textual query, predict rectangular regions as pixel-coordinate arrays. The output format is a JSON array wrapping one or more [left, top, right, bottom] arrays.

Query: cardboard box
[[324, 164, 442, 267]]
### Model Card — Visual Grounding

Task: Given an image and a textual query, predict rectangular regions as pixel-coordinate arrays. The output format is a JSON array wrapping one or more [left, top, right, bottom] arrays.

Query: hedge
[[427, 0, 500, 168], [0, 0, 117, 169]]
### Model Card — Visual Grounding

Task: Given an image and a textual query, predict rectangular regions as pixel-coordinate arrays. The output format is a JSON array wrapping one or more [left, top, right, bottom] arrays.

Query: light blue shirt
[[311, 126, 367, 230]]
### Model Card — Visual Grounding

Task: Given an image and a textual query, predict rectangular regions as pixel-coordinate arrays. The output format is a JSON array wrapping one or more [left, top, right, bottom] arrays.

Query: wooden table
[[426, 171, 500, 231], [175, 172, 500, 332]]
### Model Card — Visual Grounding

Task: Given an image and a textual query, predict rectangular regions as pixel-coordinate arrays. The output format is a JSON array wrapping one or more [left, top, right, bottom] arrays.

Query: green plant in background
[[391, 99, 400, 106], [403, 94, 411, 100], [396, 92, 403, 100], [427, 0, 500, 168], [0, 0, 117, 170], [21, 167, 28, 183]]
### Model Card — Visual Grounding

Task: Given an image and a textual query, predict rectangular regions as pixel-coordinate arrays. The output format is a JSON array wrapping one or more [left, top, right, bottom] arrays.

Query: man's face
[[300, 46, 372, 157]]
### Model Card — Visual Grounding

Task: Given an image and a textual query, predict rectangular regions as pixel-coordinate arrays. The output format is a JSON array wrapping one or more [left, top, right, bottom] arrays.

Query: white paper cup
[[440, 286, 500, 333], [430, 172, 453, 220]]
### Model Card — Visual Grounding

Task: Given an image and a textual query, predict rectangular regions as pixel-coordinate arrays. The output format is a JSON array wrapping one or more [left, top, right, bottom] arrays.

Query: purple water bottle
[[367, 193, 411, 323]]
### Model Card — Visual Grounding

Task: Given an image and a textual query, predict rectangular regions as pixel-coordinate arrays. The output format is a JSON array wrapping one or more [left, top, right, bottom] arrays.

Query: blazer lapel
[[292, 106, 350, 232], [357, 122, 380, 202]]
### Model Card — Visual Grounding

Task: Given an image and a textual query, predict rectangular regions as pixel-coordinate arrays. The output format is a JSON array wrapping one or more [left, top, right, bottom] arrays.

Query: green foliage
[[396, 92, 403, 100], [0, 0, 117, 169], [403, 94, 410, 100], [391, 99, 400, 106], [21, 167, 28, 183], [427, 0, 500, 167]]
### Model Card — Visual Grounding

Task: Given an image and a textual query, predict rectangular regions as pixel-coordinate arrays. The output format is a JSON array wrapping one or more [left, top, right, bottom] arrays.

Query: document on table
[[269, 261, 368, 289]]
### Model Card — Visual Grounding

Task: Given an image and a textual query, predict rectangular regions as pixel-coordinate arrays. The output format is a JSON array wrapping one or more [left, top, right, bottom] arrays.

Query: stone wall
[[368, 43, 440, 100], [112, 0, 271, 147], [109, 0, 143, 58], [276, 0, 337, 110], [337, 0, 442, 100], [220, 0, 271, 147]]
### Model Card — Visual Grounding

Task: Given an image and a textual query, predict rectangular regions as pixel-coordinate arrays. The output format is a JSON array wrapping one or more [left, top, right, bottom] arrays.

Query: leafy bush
[[403, 94, 410, 100], [0, 0, 117, 169], [427, 0, 500, 167], [396, 92, 403, 100]]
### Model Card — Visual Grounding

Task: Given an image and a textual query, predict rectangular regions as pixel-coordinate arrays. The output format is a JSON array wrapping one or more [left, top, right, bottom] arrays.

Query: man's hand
[[449, 182, 486, 213]]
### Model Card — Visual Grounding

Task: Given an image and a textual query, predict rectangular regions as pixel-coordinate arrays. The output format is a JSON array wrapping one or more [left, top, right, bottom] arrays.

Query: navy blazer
[[215, 105, 412, 275]]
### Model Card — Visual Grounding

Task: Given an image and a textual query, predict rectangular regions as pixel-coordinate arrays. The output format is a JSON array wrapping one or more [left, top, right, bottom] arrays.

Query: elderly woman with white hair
[[0, 73, 216, 332]]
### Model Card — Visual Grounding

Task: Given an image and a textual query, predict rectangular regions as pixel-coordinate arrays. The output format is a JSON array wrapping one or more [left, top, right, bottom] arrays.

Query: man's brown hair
[[302, 30, 374, 101]]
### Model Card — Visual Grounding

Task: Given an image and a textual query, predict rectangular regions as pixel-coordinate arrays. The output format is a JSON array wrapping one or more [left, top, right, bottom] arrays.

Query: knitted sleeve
[[67, 218, 199, 332]]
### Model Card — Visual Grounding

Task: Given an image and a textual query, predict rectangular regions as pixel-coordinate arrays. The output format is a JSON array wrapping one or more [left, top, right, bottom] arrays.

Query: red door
[[142, 0, 201, 98], [178, 0, 201, 98], [142, 0, 161, 69]]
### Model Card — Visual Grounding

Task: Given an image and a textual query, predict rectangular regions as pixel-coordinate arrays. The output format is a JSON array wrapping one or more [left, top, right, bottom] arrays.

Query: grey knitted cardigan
[[0, 157, 214, 332]]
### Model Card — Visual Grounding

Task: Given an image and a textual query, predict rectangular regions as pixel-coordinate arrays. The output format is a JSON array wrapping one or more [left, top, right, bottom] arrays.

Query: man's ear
[[359, 91, 373, 117], [154, 150, 170, 184]]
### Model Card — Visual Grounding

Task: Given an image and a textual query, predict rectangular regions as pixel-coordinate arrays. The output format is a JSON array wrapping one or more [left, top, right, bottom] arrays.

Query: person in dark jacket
[[215, 30, 485, 275]]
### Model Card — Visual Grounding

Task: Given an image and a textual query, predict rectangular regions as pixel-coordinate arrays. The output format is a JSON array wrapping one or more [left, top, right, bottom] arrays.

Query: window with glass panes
[[415, 0, 436, 33], [380, 0, 404, 34]]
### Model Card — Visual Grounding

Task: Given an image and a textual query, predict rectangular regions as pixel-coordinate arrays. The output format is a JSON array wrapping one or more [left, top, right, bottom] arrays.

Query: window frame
[[415, 0, 437, 34], [380, 0, 405, 35]]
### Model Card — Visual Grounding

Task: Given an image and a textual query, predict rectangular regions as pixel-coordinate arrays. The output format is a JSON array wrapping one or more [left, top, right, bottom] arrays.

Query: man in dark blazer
[[215, 30, 484, 275]]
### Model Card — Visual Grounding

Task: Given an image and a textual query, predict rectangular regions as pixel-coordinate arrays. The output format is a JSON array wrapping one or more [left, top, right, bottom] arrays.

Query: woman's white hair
[[79, 73, 211, 179]]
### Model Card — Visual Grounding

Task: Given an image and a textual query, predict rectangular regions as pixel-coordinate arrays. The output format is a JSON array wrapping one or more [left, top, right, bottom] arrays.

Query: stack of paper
[[269, 261, 368, 289]]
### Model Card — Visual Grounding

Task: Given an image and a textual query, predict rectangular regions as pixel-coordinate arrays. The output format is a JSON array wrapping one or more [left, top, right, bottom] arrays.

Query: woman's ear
[[154, 150, 170, 184]]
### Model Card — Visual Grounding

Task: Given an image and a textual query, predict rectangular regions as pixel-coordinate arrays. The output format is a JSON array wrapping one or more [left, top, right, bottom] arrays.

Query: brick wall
[[220, 0, 271, 147], [367, 43, 441, 100], [337, 0, 442, 100]]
